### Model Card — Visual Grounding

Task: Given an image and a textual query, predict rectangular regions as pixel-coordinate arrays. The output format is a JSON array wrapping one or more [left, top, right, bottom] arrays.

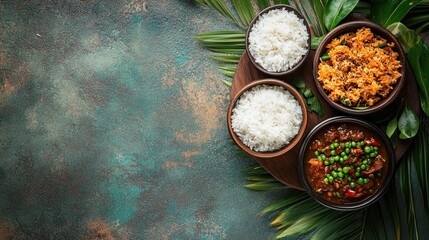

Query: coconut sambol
[[317, 27, 402, 108]]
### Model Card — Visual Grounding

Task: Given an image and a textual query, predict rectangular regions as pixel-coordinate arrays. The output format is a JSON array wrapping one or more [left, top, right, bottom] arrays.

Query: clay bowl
[[298, 116, 395, 211], [227, 79, 308, 159], [246, 4, 311, 77], [313, 21, 406, 120]]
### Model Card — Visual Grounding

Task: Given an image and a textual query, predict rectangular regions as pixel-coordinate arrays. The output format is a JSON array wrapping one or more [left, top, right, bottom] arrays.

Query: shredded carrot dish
[[317, 27, 402, 108]]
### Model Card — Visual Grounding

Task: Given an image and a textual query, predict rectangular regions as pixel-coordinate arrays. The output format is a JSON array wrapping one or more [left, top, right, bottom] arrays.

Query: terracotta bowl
[[313, 21, 406, 118], [246, 4, 311, 77], [298, 116, 395, 210], [227, 79, 308, 158]]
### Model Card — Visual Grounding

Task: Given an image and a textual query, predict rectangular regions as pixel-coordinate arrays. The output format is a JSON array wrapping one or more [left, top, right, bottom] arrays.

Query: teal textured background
[[0, 0, 289, 239]]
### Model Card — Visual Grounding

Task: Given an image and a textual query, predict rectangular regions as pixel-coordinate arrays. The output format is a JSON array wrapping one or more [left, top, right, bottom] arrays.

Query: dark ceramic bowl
[[246, 4, 311, 77], [227, 79, 308, 158], [313, 21, 406, 117], [298, 116, 395, 211]]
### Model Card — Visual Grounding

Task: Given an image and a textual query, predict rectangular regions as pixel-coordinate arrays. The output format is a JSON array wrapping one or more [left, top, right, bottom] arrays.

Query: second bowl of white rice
[[246, 4, 311, 76], [227, 79, 308, 158]]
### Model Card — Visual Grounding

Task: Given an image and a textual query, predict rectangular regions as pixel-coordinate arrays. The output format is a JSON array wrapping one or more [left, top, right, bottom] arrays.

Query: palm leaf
[[219, 65, 237, 77], [257, 0, 271, 10], [231, 0, 255, 27], [195, 0, 240, 26], [210, 54, 241, 63], [195, 30, 246, 54], [273, 0, 290, 4], [292, 0, 326, 37]]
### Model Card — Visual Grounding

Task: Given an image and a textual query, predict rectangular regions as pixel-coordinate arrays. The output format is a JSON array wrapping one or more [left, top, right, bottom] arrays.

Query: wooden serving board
[[231, 50, 420, 190]]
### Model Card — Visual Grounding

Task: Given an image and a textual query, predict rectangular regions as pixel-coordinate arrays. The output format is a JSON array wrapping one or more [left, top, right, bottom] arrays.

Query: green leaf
[[244, 182, 286, 191], [293, 0, 326, 36], [307, 96, 324, 116], [311, 35, 325, 50], [407, 42, 429, 116], [386, 117, 398, 138], [398, 107, 420, 139], [273, 0, 290, 4], [352, 1, 371, 15], [259, 194, 308, 215], [323, 0, 359, 31], [257, 0, 271, 10], [312, 0, 329, 34], [210, 54, 241, 63], [222, 80, 232, 87], [195, 0, 240, 26], [231, 0, 255, 28], [370, 0, 423, 27], [387, 22, 419, 53]]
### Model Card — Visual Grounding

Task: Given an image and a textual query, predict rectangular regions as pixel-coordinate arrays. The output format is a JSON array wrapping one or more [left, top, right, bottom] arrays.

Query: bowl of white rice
[[246, 4, 310, 76], [227, 79, 308, 158]]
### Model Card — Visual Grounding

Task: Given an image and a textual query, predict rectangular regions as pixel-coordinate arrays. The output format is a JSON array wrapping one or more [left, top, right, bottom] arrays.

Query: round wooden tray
[[231, 50, 420, 190]]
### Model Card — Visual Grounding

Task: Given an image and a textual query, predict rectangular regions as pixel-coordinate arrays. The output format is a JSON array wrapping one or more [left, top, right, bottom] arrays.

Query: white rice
[[231, 85, 303, 152], [248, 8, 309, 72]]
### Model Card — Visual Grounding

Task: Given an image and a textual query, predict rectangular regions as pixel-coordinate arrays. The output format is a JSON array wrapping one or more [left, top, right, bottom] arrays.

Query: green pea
[[330, 158, 335, 164], [358, 178, 364, 185], [374, 147, 379, 151], [364, 146, 371, 153], [328, 176, 334, 183], [363, 160, 368, 165], [370, 152, 376, 158], [321, 155, 326, 160], [315, 150, 320, 156], [334, 142, 339, 148], [343, 155, 348, 161], [330, 144, 335, 149], [356, 167, 361, 172], [360, 141, 365, 146], [334, 156, 340, 161], [347, 176, 352, 182], [332, 172, 338, 178], [355, 172, 360, 177], [317, 156, 322, 160], [345, 148, 350, 154], [350, 182, 356, 188], [331, 150, 336, 156], [338, 172, 344, 178], [324, 160, 330, 165], [326, 174, 331, 178], [364, 178, 369, 184], [324, 178, 329, 184], [342, 167, 350, 174], [340, 142, 345, 147], [340, 152, 345, 157], [345, 142, 350, 147], [351, 141, 356, 147]]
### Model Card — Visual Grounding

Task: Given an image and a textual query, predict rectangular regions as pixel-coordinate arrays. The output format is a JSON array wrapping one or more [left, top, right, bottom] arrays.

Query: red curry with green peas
[[305, 124, 388, 204]]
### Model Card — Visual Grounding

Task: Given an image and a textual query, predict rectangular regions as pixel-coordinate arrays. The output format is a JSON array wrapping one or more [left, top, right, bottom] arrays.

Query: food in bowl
[[317, 27, 402, 108], [303, 121, 390, 205], [248, 7, 309, 72], [231, 84, 303, 152]]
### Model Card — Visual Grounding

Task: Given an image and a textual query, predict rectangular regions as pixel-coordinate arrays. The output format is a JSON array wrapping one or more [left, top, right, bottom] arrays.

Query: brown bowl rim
[[245, 4, 311, 77], [313, 21, 406, 115], [227, 79, 308, 158]]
